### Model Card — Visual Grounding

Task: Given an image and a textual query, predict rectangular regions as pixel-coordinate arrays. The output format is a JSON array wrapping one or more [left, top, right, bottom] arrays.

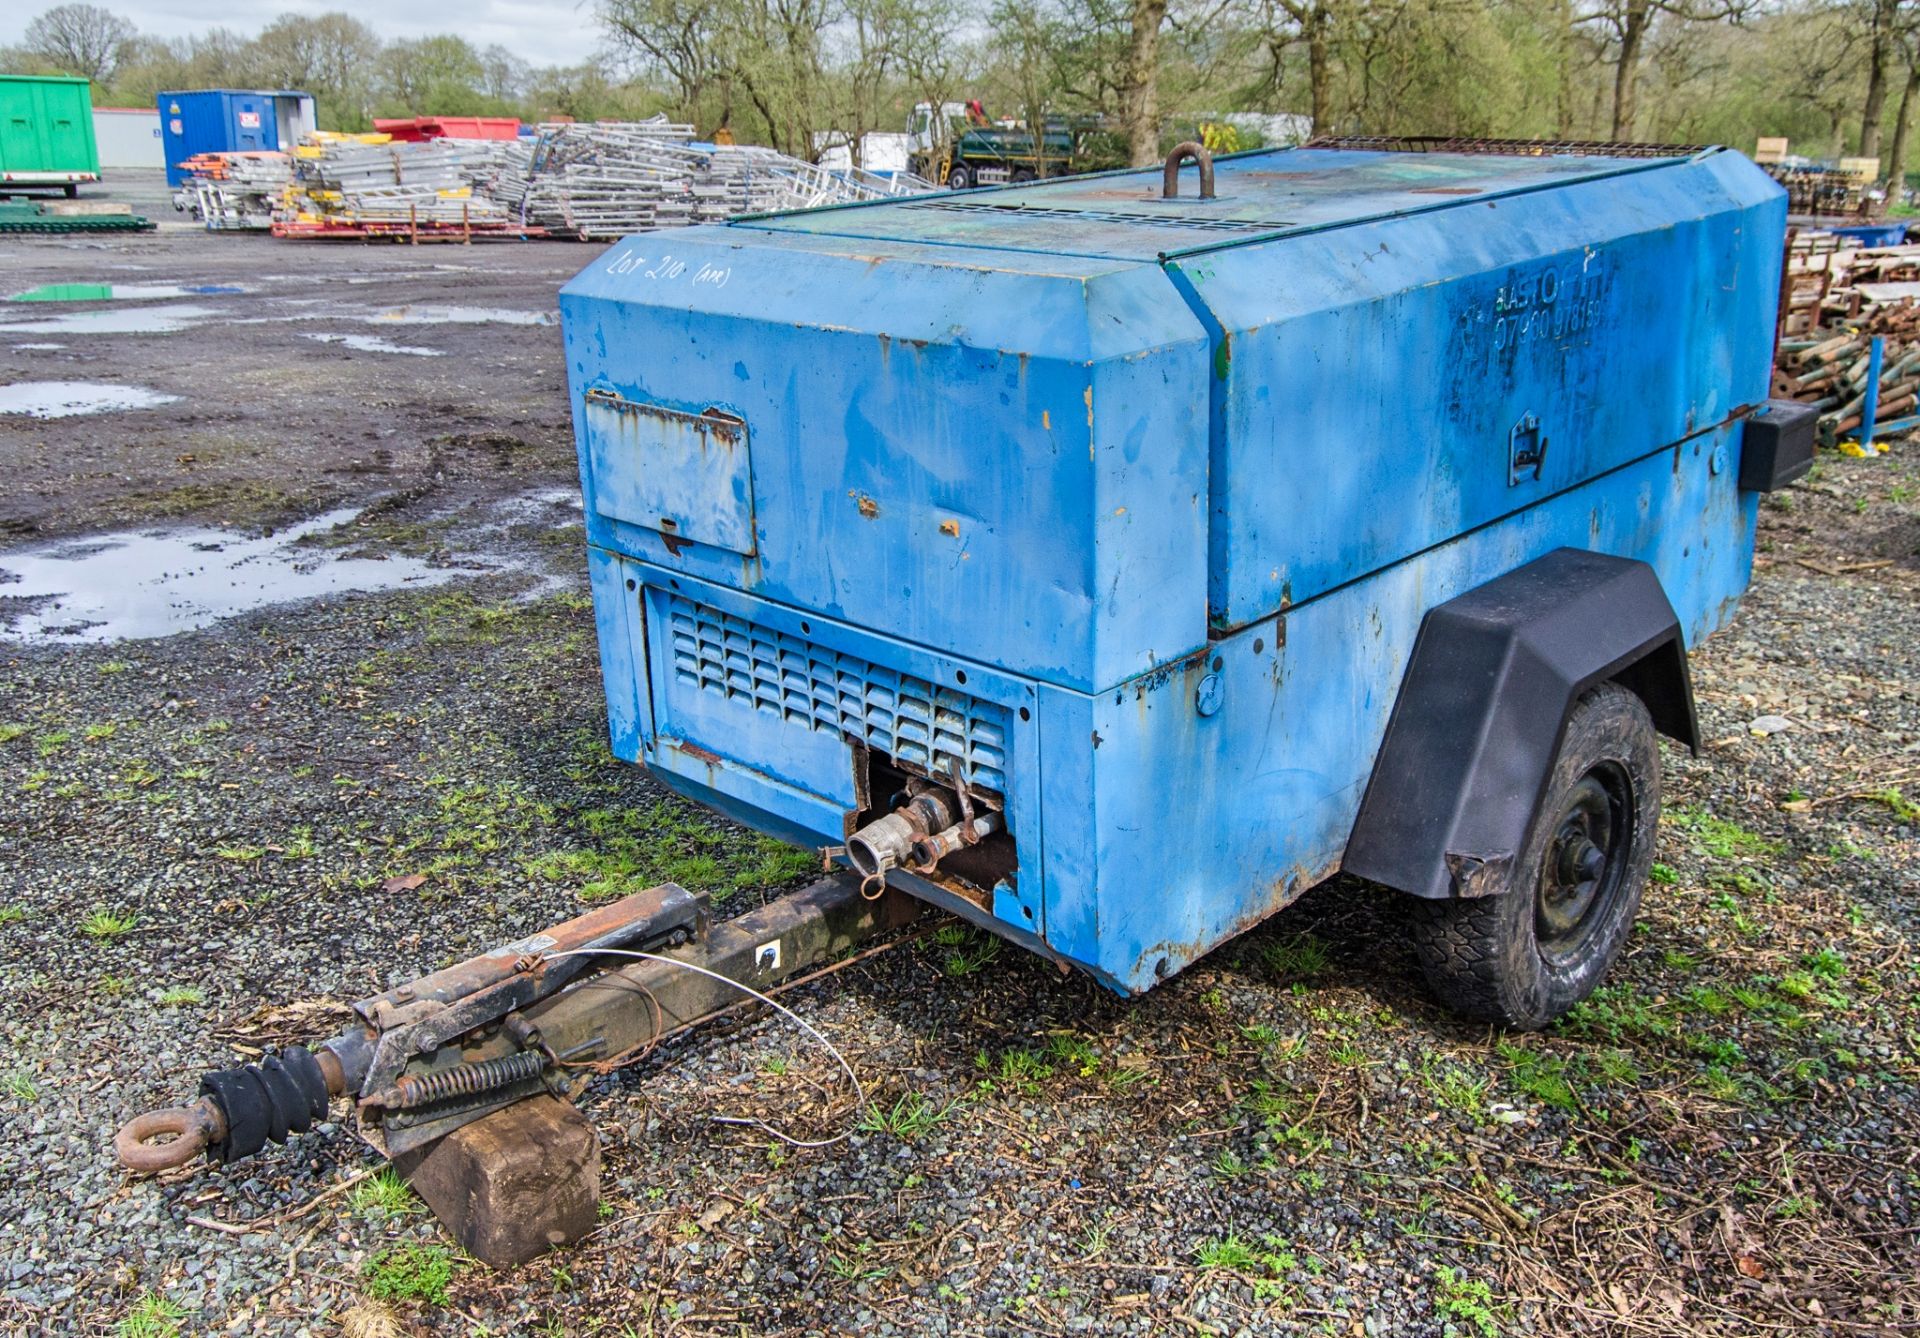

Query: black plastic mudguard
[[1343, 548, 1698, 901]]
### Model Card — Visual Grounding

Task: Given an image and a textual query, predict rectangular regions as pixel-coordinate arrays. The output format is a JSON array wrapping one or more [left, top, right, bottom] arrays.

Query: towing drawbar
[[115, 875, 916, 1175]]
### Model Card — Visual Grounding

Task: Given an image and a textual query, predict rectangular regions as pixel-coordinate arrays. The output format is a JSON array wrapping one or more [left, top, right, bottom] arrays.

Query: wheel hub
[[1536, 767, 1630, 959]]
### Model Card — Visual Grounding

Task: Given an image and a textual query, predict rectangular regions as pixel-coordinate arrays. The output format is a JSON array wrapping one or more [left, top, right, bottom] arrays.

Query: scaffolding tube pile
[[489, 119, 937, 240], [173, 152, 294, 231], [275, 135, 515, 237]]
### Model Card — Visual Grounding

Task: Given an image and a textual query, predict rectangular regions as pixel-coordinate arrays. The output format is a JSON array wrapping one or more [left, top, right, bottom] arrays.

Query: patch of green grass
[[826, 1245, 889, 1284], [857, 1092, 956, 1141], [1043, 1033, 1102, 1077], [363, 1243, 454, 1307], [1260, 932, 1330, 981], [1422, 1061, 1491, 1121], [214, 845, 265, 861], [1434, 1266, 1500, 1337], [1193, 1233, 1298, 1300], [1209, 1148, 1250, 1179], [1666, 806, 1782, 859], [519, 798, 813, 904], [114, 1292, 185, 1338], [938, 926, 1003, 977], [1867, 788, 1918, 821], [0, 723, 27, 744], [35, 730, 71, 757], [1649, 862, 1678, 885], [100, 975, 131, 996], [350, 1166, 418, 1218], [83, 722, 118, 741], [157, 986, 203, 1007], [98, 660, 131, 675], [1494, 1041, 1578, 1111], [5, 1071, 38, 1102], [976, 1046, 1055, 1095], [1803, 948, 1846, 980], [80, 908, 138, 940], [1240, 1080, 1296, 1129], [1195, 1234, 1261, 1272], [0, 906, 25, 925]]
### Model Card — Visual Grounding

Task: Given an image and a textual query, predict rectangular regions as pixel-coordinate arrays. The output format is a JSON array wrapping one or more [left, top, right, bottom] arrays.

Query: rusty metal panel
[[582, 390, 756, 555]]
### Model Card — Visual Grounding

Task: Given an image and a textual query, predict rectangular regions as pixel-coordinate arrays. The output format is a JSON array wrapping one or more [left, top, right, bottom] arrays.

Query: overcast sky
[[3, 1, 605, 70]]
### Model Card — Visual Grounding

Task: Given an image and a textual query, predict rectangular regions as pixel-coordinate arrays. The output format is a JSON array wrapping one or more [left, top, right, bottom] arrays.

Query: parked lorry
[[0, 75, 100, 197], [906, 99, 1125, 188], [116, 138, 1814, 1260]]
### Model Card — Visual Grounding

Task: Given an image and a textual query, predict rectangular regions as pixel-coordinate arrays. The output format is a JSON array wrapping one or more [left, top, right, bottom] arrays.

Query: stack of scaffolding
[[275, 134, 519, 239], [491, 118, 936, 240], [173, 152, 294, 231], [265, 120, 937, 242]]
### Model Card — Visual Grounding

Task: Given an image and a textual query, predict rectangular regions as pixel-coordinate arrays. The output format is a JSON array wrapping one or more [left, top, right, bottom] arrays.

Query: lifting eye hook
[[1162, 142, 1215, 201]]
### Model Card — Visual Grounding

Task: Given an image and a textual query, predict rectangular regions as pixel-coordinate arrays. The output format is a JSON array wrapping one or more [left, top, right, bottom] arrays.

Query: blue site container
[[1828, 221, 1907, 247], [560, 141, 1805, 1022], [157, 89, 315, 185]]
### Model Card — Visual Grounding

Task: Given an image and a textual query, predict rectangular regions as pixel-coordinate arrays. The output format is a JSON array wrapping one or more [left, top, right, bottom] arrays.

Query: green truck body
[[0, 75, 100, 194]]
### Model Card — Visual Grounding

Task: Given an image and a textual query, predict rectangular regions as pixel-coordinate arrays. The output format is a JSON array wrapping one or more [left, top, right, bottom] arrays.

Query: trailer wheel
[[63, 183, 78, 199], [1408, 682, 1659, 1030], [1011, 167, 1037, 183], [947, 162, 973, 189]]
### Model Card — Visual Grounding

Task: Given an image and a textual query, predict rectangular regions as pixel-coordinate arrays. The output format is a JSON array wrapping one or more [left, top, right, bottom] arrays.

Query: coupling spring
[[388, 1050, 547, 1110]]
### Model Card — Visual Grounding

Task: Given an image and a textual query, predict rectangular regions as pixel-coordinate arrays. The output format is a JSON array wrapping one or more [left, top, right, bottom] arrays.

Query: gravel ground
[[1, 227, 1917, 1338]]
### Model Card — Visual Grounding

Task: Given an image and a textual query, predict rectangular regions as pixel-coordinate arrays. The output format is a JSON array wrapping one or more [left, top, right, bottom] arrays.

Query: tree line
[[2, 0, 1908, 185]]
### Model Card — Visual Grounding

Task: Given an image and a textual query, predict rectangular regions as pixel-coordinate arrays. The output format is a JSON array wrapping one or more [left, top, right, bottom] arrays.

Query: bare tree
[[600, 0, 738, 125], [1245, 0, 1338, 134], [1121, 0, 1171, 163], [1885, 27, 1920, 192], [22, 3, 133, 84], [1577, 0, 1752, 140], [249, 13, 380, 128]]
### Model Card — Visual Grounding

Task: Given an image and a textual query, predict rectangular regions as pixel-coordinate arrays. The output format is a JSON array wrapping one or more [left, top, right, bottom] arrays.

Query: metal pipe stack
[[493, 118, 936, 240], [285, 137, 511, 226], [1776, 234, 1920, 445]]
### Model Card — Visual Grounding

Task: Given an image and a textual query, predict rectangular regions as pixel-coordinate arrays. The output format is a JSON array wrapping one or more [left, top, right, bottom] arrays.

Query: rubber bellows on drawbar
[[198, 1045, 330, 1164]]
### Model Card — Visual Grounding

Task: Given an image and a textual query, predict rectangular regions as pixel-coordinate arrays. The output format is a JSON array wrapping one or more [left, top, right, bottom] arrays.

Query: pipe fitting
[[846, 783, 1000, 885]]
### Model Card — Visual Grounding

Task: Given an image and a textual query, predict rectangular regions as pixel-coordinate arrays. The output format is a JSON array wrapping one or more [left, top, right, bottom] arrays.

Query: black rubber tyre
[[1010, 167, 1037, 183], [946, 162, 973, 189], [1408, 682, 1660, 1030]]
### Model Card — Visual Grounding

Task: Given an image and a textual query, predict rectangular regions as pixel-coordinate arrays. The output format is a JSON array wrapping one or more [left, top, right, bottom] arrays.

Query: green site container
[[0, 75, 100, 195]]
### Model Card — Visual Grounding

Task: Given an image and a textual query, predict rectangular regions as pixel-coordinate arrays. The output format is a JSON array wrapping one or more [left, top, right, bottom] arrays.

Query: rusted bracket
[[352, 883, 707, 1104]]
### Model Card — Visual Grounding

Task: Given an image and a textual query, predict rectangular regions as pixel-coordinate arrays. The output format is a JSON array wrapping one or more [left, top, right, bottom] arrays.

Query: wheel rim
[[1535, 762, 1633, 963]]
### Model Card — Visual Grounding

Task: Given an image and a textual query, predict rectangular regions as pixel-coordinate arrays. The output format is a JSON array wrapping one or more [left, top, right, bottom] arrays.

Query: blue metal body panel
[[158, 89, 308, 185], [561, 144, 1786, 994]]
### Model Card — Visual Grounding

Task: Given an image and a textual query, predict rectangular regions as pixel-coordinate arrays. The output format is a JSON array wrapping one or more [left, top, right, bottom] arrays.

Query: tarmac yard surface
[[1, 226, 1918, 1337]]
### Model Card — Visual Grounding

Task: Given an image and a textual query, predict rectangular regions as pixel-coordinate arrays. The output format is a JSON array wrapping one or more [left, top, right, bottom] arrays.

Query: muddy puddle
[[368, 304, 556, 327], [0, 508, 468, 643], [0, 381, 181, 419], [304, 333, 445, 357], [8, 283, 250, 302], [0, 491, 578, 644], [0, 304, 228, 335]]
